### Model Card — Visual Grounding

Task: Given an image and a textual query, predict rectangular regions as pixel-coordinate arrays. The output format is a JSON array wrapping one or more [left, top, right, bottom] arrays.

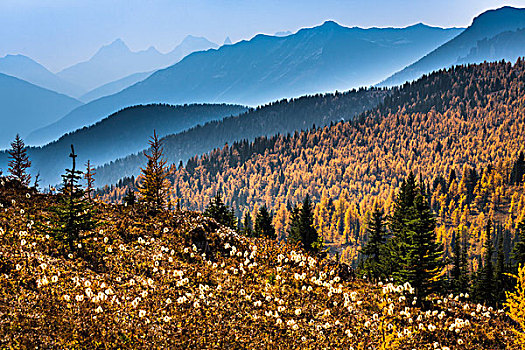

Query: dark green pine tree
[[287, 205, 302, 245], [451, 229, 463, 293], [51, 145, 97, 251], [242, 211, 253, 237], [512, 221, 525, 266], [401, 191, 444, 302], [476, 220, 495, 305], [204, 193, 237, 230], [254, 206, 276, 239], [8, 134, 31, 186], [361, 208, 386, 281], [299, 195, 321, 253], [385, 173, 418, 277], [386, 173, 444, 302], [450, 227, 470, 294], [123, 189, 136, 206], [494, 233, 506, 305]]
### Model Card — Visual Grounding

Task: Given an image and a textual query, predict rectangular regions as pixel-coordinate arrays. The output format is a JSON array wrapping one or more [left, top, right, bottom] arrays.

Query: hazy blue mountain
[[79, 71, 153, 102], [457, 27, 525, 64], [381, 6, 525, 87], [94, 88, 386, 187], [0, 54, 85, 97], [28, 21, 461, 146], [0, 104, 246, 185], [57, 36, 218, 92], [0, 73, 82, 149], [224, 37, 232, 45], [166, 35, 219, 63]]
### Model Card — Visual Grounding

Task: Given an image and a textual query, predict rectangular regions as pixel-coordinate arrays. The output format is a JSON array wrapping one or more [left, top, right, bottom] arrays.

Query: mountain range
[[26, 21, 462, 146], [0, 54, 85, 97], [381, 6, 525, 87], [94, 88, 386, 187], [57, 36, 218, 93], [0, 73, 82, 149], [0, 104, 246, 185]]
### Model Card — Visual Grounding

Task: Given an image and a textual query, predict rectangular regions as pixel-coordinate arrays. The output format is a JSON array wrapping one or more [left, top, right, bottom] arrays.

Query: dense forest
[[0, 103, 247, 186], [95, 88, 386, 186], [102, 60, 525, 279]]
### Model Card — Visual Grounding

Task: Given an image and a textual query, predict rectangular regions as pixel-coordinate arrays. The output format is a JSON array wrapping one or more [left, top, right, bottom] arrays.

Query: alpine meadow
[[2, 2, 525, 349]]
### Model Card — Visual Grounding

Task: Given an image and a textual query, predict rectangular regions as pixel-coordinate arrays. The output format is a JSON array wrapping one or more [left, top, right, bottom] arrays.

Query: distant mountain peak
[[224, 36, 232, 45], [97, 39, 131, 55], [470, 6, 525, 28], [320, 20, 341, 28]]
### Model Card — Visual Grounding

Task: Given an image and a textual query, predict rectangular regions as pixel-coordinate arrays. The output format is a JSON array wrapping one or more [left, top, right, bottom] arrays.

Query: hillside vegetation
[[0, 182, 516, 349], [95, 88, 386, 186], [102, 60, 525, 271]]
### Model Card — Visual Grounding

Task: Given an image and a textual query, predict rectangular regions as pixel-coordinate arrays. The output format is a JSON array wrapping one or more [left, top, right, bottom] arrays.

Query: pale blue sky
[[1, 0, 525, 71]]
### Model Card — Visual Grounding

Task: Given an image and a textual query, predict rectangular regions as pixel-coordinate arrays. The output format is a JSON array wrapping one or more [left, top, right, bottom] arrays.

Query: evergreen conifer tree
[[84, 160, 96, 202], [242, 211, 253, 236], [300, 195, 320, 253], [513, 221, 525, 265], [138, 131, 169, 213], [477, 220, 495, 304], [361, 208, 386, 281], [387, 173, 444, 302], [385, 174, 417, 277], [123, 189, 136, 206], [495, 234, 506, 305], [8, 134, 31, 186], [254, 206, 275, 239], [51, 145, 97, 251], [204, 193, 237, 230], [287, 205, 302, 245]]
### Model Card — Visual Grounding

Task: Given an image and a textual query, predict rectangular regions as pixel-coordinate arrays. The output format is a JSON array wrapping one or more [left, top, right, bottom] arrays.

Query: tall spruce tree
[[385, 173, 418, 278], [477, 220, 495, 305], [287, 205, 302, 245], [254, 206, 275, 239], [138, 131, 169, 213], [513, 221, 525, 266], [84, 160, 96, 202], [451, 229, 463, 293], [51, 145, 97, 251], [387, 173, 444, 302], [450, 228, 470, 293], [361, 208, 386, 281], [242, 211, 253, 236], [8, 134, 31, 186], [494, 232, 508, 305], [300, 195, 321, 253], [204, 193, 237, 230]]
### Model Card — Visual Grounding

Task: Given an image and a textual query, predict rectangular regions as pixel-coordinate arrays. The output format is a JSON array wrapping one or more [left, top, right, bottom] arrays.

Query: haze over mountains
[[0, 104, 246, 185], [57, 35, 219, 94], [0, 54, 85, 97], [381, 6, 525, 87], [26, 21, 462, 146], [94, 88, 386, 187], [0, 73, 82, 149]]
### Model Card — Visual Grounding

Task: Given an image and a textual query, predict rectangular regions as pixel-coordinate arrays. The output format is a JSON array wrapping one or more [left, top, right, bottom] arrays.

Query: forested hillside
[[95, 88, 386, 186], [0, 104, 247, 186], [102, 60, 525, 272], [0, 181, 515, 348]]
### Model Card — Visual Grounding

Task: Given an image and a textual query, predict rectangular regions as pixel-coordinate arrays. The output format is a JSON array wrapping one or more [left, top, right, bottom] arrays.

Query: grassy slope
[[0, 182, 515, 349]]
